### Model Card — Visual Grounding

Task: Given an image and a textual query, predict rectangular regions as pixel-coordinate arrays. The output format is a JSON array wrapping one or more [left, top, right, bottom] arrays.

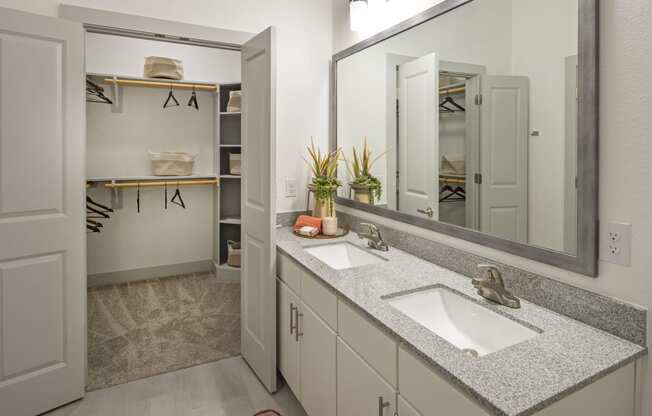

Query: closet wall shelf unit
[[87, 72, 219, 91], [216, 82, 243, 280]]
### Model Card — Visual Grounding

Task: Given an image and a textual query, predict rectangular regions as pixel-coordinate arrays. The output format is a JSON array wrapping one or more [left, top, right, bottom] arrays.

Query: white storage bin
[[227, 90, 241, 112], [229, 153, 241, 175], [144, 56, 184, 80], [149, 151, 195, 176], [227, 240, 241, 268]]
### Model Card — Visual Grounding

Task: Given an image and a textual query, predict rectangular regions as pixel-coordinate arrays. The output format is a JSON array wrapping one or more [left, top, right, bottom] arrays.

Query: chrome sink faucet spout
[[472, 265, 521, 309], [356, 223, 389, 251]]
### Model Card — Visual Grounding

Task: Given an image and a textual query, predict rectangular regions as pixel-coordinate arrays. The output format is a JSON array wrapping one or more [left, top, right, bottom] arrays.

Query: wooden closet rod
[[439, 86, 465, 95], [103, 78, 218, 92], [439, 176, 466, 185], [104, 179, 219, 189]]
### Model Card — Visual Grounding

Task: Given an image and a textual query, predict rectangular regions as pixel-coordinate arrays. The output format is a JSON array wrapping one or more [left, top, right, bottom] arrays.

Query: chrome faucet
[[356, 223, 389, 251], [472, 265, 521, 309]]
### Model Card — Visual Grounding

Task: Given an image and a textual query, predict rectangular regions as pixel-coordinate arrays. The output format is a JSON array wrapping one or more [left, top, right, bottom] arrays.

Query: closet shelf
[[87, 175, 218, 182], [220, 217, 242, 225], [88, 73, 219, 92], [219, 144, 242, 148], [220, 174, 241, 179], [220, 112, 241, 115]]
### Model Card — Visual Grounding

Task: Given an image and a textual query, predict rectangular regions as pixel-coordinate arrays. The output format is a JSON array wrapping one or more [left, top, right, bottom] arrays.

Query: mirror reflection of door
[[397, 53, 439, 220]]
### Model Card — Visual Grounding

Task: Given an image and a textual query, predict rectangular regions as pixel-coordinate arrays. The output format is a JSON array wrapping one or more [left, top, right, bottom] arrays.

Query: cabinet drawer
[[338, 300, 397, 387], [398, 346, 488, 416], [301, 271, 337, 330], [277, 251, 301, 293]]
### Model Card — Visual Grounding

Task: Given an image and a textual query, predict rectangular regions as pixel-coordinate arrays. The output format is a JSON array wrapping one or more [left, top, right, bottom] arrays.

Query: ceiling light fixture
[[349, 0, 369, 32]]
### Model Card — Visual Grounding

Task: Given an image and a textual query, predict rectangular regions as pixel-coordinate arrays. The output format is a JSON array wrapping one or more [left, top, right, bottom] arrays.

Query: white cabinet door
[[337, 339, 396, 416], [0, 7, 85, 416], [277, 279, 300, 397], [300, 303, 337, 416], [398, 53, 439, 220], [241, 26, 277, 392]]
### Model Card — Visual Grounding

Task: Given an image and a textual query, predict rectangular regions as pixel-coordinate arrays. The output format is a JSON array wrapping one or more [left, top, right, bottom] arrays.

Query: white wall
[[86, 33, 241, 83], [334, 0, 652, 414], [0, 0, 333, 214]]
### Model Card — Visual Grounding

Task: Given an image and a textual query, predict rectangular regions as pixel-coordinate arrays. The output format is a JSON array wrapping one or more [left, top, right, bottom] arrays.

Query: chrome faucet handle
[[359, 222, 379, 236]]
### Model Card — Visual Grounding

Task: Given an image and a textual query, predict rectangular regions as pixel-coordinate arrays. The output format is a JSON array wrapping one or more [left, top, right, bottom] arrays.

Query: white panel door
[[299, 302, 336, 416], [479, 76, 529, 243], [0, 7, 85, 416], [397, 53, 439, 220], [241, 26, 277, 393]]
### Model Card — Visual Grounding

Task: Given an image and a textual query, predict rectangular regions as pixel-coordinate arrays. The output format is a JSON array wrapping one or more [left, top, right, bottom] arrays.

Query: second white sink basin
[[386, 286, 539, 356], [304, 242, 386, 270]]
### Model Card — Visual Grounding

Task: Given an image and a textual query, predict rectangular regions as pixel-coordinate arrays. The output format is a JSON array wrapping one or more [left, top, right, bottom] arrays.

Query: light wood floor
[[46, 357, 307, 416]]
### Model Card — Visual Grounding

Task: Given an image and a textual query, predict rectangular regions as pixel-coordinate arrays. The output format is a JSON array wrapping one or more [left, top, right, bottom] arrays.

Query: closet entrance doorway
[[0, 6, 278, 415]]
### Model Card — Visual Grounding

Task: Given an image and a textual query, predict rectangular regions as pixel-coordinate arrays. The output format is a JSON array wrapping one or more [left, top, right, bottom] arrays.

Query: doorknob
[[417, 207, 434, 218]]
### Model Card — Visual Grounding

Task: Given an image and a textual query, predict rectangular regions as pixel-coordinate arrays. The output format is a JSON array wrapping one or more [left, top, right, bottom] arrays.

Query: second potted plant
[[345, 138, 385, 205], [305, 139, 342, 218]]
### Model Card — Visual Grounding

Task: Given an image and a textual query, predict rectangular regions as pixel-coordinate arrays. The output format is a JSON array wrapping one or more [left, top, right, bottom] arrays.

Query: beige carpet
[[87, 272, 240, 391]]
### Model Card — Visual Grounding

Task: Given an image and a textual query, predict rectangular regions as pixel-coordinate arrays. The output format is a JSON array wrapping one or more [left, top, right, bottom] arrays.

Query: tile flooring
[[46, 357, 307, 416], [87, 272, 240, 390]]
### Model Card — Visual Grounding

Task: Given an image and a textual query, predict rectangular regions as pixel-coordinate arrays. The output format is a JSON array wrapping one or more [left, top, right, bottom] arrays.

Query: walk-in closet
[[84, 31, 244, 390]]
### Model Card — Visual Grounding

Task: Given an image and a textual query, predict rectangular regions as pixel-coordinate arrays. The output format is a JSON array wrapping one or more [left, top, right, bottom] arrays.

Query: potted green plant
[[344, 138, 385, 205], [304, 139, 342, 218]]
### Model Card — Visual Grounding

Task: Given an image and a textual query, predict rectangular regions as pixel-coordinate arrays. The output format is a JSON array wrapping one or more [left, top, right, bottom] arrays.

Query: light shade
[[349, 0, 369, 32]]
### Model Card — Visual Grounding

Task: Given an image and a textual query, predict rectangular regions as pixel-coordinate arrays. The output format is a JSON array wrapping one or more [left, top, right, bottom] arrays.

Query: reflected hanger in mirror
[[137, 183, 141, 213], [187, 87, 199, 110], [170, 181, 186, 208], [163, 85, 180, 109]]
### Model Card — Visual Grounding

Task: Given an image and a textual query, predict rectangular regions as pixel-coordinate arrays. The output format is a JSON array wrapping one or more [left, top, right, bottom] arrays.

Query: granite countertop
[[276, 227, 647, 416]]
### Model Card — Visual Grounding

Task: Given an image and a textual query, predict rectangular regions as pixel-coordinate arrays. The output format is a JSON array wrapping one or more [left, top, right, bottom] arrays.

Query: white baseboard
[[88, 260, 214, 287]]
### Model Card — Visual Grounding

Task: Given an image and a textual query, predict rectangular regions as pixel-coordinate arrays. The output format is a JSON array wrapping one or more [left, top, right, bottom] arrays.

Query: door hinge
[[396, 99, 399, 115], [475, 94, 483, 105], [474, 173, 483, 184]]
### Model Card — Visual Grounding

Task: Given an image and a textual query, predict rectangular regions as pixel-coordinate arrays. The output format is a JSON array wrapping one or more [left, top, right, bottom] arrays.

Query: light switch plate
[[600, 222, 632, 266], [285, 178, 297, 198]]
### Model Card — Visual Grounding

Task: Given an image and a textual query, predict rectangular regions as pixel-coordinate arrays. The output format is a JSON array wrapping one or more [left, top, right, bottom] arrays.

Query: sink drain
[[462, 348, 479, 358]]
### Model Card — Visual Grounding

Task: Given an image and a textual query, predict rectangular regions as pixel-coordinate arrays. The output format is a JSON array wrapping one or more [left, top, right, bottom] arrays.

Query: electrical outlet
[[285, 178, 297, 198], [600, 222, 632, 266]]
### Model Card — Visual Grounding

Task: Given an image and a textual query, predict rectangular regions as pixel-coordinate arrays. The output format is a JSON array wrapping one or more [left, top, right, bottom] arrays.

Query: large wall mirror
[[332, 0, 598, 276]]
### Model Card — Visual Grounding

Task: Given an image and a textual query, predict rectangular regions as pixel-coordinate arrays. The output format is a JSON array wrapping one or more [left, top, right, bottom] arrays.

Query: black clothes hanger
[[164, 182, 168, 209], [86, 79, 113, 104], [441, 96, 465, 112], [86, 196, 113, 213], [86, 219, 104, 228], [87, 224, 101, 233], [163, 85, 180, 109], [86, 204, 110, 219], [137, 183, 141, 213], [170, 182, 186, 208], [187, 87, 199, 110]]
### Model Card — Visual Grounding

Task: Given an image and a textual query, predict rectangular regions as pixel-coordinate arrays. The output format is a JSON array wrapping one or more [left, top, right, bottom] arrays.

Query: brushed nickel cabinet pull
[[290, 303, 297, 335], [378, 396, 390, 416]]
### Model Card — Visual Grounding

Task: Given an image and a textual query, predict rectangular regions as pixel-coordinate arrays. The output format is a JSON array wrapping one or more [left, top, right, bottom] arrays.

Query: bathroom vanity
[[276, 228, 644, 416]]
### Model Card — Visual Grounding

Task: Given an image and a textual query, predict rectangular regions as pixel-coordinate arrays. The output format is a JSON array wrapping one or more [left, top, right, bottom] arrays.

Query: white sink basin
[[304, 243, 386, 270], [386, 286, 539, 356]]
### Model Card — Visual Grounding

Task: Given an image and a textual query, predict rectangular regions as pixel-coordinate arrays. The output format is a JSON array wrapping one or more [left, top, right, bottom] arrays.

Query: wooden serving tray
[[292, 227, 349, 239]]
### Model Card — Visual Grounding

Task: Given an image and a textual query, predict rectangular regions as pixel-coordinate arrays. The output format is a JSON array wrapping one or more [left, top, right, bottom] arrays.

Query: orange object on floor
[[293, 215, 322, 232], [254, 411, 281, 416]]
